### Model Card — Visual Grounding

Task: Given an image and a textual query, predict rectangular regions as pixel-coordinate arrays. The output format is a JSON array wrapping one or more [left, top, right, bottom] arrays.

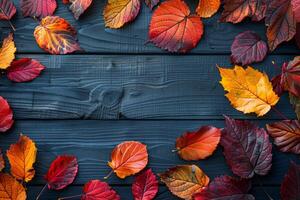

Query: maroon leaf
[[45, 155, 78, 190], [281, 162, 300, 200], [292, 0, 300, 22], [193, 175, 254, 200], [221, 116, 272, 178], [132, 169, 158, 200], [0, 96, 14, 133], [7, 58, 45, 83], [20, 0, 57, 18], [145, 0, 159, 9], [81, 180, 120, 200], [0, 0, 16, 20], [231, 31, 268, 65], [271, 74, 285, 96], [281, 56, 300, 98]]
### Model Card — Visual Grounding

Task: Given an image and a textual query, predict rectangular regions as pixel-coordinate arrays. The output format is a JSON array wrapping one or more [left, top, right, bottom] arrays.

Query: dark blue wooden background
[[0, 0, 299, 199]]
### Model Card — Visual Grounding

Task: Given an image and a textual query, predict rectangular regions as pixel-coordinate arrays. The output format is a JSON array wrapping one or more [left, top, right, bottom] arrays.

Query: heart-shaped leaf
[[196, 0, 220, 18], [0, 33, 16, 69], [0, 173, 26, 200], [281, 162, 300, 200], [81, 180, 120, 200], [0, 96, 14, 133], [132, 169, 158, 200], [20, 0, 57, 18], [0, 0, 16, 20], [64, 0, 93, 20]]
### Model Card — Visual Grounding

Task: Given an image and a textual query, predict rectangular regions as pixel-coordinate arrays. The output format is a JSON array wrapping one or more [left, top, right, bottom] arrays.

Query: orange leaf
[[34, 16, 81, 54], [0, 33, 16, 69], [107, 141, 148, 179], [103, 0, 141, 29], [175, 126, 221, 161], [159, 165, 209, 200], [7, 135, 37, 182], [0, 150, 4, 172], [196, 0, 220, 18], [0, 173, 26, 200]]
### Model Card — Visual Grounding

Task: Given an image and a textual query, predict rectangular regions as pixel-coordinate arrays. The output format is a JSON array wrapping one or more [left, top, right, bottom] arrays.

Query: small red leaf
[[281, 162, 300, 200], [145, 0, 159, 9], [20, 0, 57, 18], [7, 58, 45, 82], [45, 155, 78, 190], [132, 169, 158, 200], [0, 96, 14, 133], [0, 0, 16, 20], [231, 31, 268, 65], [292, 0, 300, 22], [81, 180, 120, 200]]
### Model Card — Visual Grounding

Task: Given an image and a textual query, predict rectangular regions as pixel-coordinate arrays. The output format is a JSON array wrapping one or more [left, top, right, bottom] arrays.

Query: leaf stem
[[35, 184, 47, 200], [255, 176, 274, 200], [104, 170, 114, 180], [171, 149, 179, 153], [58, 194, 82, 200], [0, 7, 16, 31], [271, 107, 289, 120]]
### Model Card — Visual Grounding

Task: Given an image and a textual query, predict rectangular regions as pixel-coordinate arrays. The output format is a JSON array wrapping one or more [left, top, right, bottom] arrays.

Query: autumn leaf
[[221, 116, 272, 178], [0, 150, 5, 172], [219, 65, 279, 116], [20, 0, 57, 18], [272, 73, 285, 96], [0, 0, 16, 20], [64, 0, 93, 20], [7, 58, 46, 82], [103, 0, 141, 29], [231, 31, 268, 66], [265, 0, 296, 51], [159, 165, 209, 200], [34, 16, 81, 54], [7, 135, 37, 182], [107, 141, 148, 179], [193, 175, 254, 200], [175, 126, 221, 161], [149, 0, 203, 53], [296, 24, 300, 48], [45, 155, 78, 190], [81, 180, 120, 200], [0, 96, 14, 133], [132, 169, 158, 200], [281, 56, 300, 98], [0, 33, 16, 69], [289, 93, 300, 120], [266, 120, 300, 154], [145, 0, 159, 9], [292, 0, 300, 22], [0, 173, 26, 200], [196, 0, 220, 18], [281, 162, 300, 200]]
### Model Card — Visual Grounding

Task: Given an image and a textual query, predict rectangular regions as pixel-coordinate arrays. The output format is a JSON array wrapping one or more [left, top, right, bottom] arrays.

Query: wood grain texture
[[0, 0, 298, 54], [0, 54, 296, 120]]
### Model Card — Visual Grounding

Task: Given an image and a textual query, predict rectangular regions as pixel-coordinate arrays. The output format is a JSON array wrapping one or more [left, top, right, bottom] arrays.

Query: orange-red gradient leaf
[[34, 16, 81, 54], [175, 126, 221, 161], [0, 0, 16, 20], [149, 0, 203, 53], [107, 141, 148, 179], [20, 0, 57, 18], [66, 0, 93, 20], [0, 33, 16, 69], [196, 0, 220, 18], [0, 173, 26, 200], [0, 96, 14, 133]]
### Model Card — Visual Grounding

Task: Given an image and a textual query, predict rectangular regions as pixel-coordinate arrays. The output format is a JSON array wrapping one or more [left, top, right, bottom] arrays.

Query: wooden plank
[[0, 54, 296, 120], [0, 0, 298, 54], [1, 120, 298, 185]]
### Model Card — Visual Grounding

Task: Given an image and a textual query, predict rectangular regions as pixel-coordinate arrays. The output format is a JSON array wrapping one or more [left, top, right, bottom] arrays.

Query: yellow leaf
[[0, 173, 26, 200], [218, 65, 279, 116], [0, 33, 16, 69], [7, 135, 37, 182]]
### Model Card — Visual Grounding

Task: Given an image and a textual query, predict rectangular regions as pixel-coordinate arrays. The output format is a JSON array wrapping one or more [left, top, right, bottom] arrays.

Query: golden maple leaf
[[0, 33, 16, 69], [218, 65, 279, 116]]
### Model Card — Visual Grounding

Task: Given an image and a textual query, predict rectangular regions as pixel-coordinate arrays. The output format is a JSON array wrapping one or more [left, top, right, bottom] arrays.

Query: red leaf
[[20, 0, 57, 18], [221, 116, 272, 178], [148, 0, 203, 53], [145, 0, 159, 9], [64, 0, 93, 20], [7, 58, 45, 82], [281, 162, 300, 200], [81, 180, 120, 200], [0, 0, 16, 20], [271, 74, 285, 96], [45, 155, 78, 190], [132, 169, 158, 200], [193, 175, 254, 200], [0, 96, 14, 133], [231, 31, 268, 65], [292, 0, 300, 22]]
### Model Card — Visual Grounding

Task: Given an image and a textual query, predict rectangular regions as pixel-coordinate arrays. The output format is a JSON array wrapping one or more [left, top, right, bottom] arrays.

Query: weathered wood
[[0, 0, 298, 54], [0, 54, 296, 120]]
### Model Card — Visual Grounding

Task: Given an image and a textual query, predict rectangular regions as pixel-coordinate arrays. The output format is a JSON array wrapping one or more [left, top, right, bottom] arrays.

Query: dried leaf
[[281, 162, 300, 200], [0, 150, 5, 172], [149, 0, 203, 53], [145, 0, 159, 9], [218, 65, 279, 116], [132, 169, 158, 200], [292, 0, 300, 22], [0, 33, 16, 69], [34, 16, 81, 54], [231, 31, 268, 65], [82, 180, 120, 200], [289, 93, 300, 120], [107, 141, 148, 179], [221, 116, 272, 178], [196, 0, 220, 18], [0, 96, 14, 133], [7, 135, 37, 182], [193, 175, 254, 200], [45, 155, 78, 190], [266, 120, 300, 154], [175, 126, 221, 161], [7, 58, 45, 82], [159, 165, 209, 200], [65, 0, 93, 20], [0, 173, 26, 200], [103, 0, 141, 29], [20, 0, 57, 18], [0, 0, 16, 20]]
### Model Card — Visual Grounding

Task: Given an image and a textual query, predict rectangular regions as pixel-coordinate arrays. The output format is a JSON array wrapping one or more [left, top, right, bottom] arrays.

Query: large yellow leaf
[[0, 173, 26, 200], [218, 65, 279, 116], [7, 135, 37, 182], [0, 33, 16, 69]]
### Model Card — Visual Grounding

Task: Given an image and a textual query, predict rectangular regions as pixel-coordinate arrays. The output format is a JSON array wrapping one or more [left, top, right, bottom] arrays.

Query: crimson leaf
[[132, 169, 158, 200]]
